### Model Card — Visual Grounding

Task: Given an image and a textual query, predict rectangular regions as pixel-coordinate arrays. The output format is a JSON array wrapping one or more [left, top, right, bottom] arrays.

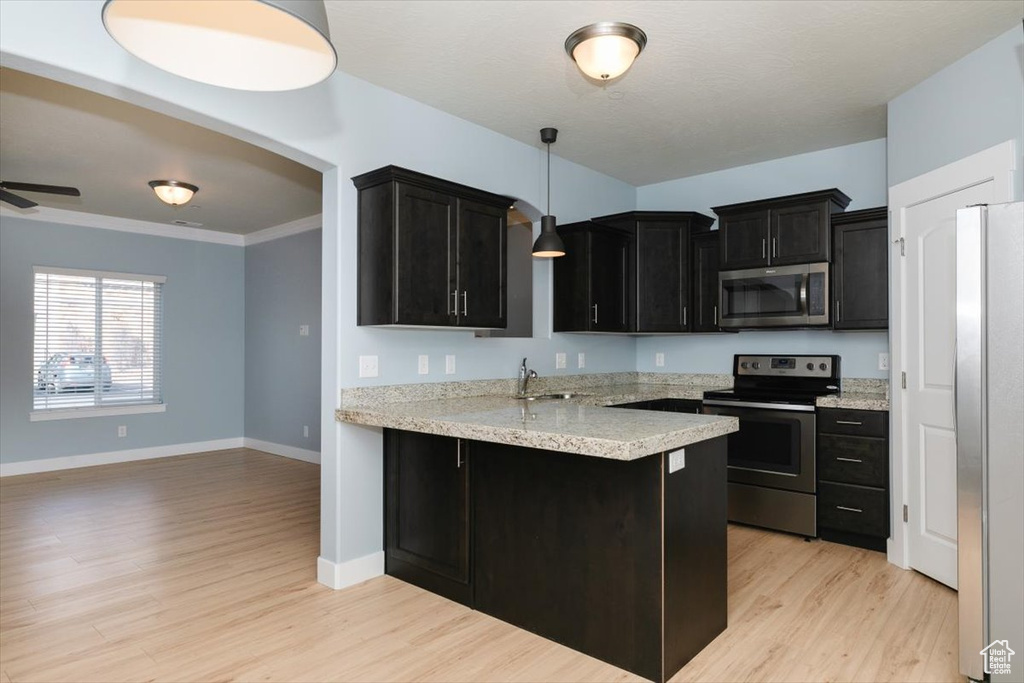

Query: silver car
[[36, 353, 112, 393]]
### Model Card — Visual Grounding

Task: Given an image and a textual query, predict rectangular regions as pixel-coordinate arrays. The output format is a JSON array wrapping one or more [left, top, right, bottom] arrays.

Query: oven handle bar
[[702, 399, 817, 413]]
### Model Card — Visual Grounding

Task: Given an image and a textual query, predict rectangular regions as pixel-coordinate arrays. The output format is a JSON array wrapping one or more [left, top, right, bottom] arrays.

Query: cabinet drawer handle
[[762, 238, 766, 259], [592, 303, 598, 324], [462, 291, 468, 317], [835, 420, 863, 426], [836, 457, 863, 463], [450, 290, 458, 315], [836, 505, 863, 513]]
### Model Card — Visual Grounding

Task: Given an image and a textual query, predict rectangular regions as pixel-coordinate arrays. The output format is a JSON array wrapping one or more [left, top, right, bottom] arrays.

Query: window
[[32, 267, 165, 419]]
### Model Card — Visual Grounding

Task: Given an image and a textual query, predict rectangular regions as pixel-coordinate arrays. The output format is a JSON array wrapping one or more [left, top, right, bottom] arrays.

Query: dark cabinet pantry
[[353, 165, 513, 329], [713, 189, 852, 270], [832, 207, 889, 330]]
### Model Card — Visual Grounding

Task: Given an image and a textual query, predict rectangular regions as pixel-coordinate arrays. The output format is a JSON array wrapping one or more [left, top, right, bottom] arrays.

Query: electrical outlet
[[358, 355, 378, 378], [655, 352, 665, 367], [303, 425, 309, 438], [669, 448, 686, 473], [445, 354, 456, 375], [878, 353, 890, 371], [117, 425, 127, 438], [555, 352, 566, 369], [418, 355, 429, 375], [299, 324, 310, 337], [577, 352, 586, 369]]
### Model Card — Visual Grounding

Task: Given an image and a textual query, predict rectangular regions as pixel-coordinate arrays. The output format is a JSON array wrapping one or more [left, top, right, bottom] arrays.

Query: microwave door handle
[[799, 273, 809, 314]]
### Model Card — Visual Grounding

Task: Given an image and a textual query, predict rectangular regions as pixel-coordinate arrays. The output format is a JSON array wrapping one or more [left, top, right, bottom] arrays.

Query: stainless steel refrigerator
[[956, 201, 1024, 682]]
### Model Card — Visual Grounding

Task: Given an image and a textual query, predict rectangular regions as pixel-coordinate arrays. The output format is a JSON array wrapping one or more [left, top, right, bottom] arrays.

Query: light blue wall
[[636, 138, 890, 378], [888, 24, 1024, 194], [244, 229, 322, 451], [0, 217, 245, 463]]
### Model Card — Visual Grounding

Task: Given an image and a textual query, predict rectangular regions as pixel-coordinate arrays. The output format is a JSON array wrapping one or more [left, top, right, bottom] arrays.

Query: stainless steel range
[[702, 354, 840, 537]]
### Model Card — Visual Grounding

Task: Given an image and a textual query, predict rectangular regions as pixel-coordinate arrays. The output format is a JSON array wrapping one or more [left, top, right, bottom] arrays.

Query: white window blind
[[33, 267, 165, 413]]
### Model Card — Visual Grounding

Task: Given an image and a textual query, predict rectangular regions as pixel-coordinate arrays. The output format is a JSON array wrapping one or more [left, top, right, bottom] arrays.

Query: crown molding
[[0, 205, 245, 245], [243, 214, 322, 246], [1, 206, 322, 247]]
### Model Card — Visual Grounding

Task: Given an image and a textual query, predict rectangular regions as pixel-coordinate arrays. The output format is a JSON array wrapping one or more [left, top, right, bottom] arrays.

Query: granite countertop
[[337, 390, 738, 461], [815, 392, 890, 411]]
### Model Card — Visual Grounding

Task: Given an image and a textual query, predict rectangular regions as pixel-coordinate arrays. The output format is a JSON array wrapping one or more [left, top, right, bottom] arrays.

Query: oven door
[[702, 400, 816, 493], [718, 263, 829, 328]]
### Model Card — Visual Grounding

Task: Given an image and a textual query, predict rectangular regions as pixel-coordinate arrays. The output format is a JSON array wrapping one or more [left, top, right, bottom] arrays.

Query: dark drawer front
[[817, 434, 887, 488], [651, 398, 703, 414], [818, 408, 887, 437], [818, 482, 889, 538]]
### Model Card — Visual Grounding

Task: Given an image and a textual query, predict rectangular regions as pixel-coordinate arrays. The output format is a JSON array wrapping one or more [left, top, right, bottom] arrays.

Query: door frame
[[887, 140, 1017, 569]]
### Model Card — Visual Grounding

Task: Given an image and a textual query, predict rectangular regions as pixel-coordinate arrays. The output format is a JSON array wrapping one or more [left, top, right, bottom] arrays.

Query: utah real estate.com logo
[[981, 639, 1015, 676]]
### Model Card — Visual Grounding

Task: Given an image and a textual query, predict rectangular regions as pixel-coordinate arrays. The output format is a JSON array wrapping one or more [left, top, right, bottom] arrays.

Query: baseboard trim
[[317, 552, 385, 589], [0, 437, 245, 477], [243, 438, 320, 465]]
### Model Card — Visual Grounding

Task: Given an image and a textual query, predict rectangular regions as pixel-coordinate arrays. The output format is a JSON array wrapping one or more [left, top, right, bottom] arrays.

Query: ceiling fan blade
[[0, 189, 39, 209], [0, 181, 80, 197]]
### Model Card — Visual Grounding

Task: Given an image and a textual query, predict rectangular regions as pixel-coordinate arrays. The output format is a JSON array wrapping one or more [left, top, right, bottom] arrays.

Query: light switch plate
[[655, 352, 665, 367], [669, 448, 686, 473], [555, 352, 566, 369], [358, 355, 379, 378], [303, 425, 309, 438], [445, 355, 456, 375], [117, 425, 127, 438], [577, 352, 585, 369], [418, 355, 429, 375], [299, 324, 310, 337], [878, 353, 890, 371]]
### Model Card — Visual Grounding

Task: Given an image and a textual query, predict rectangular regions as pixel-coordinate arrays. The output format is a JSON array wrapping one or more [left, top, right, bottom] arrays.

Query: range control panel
[[734, 354, 839, 379]]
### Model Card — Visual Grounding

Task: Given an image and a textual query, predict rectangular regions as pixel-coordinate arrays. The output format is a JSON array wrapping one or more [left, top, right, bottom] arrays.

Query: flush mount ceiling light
[[149, 180, 199, 206], [101, 0, 337, 91], [565, 22, 647, 81], [532, 127, 566, 259]]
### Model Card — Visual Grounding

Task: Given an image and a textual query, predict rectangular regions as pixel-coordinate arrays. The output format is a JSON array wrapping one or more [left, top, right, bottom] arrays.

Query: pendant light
[[101, 0, 337, 91], [149, 180, 198, 206], [565, 22, 647, 81], [532, 127, 566, 258]]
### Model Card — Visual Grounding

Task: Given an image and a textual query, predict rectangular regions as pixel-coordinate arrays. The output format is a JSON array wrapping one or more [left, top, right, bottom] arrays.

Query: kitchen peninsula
[[338, 384, 739, 682]]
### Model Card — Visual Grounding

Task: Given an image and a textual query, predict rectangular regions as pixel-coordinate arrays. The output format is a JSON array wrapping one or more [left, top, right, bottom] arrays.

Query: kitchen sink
[[518, 392, 588, 401]]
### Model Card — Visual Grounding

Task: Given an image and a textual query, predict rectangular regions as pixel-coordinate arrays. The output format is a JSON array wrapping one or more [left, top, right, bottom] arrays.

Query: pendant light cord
[[546, 142, 551, 215]]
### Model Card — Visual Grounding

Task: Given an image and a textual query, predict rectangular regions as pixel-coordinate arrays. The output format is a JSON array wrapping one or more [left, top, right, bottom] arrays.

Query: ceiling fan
[[1, 181, 81, 209]]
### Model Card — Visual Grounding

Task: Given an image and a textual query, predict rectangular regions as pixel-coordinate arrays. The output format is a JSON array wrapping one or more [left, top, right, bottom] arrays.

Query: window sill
[[30, 404, 166, 422]]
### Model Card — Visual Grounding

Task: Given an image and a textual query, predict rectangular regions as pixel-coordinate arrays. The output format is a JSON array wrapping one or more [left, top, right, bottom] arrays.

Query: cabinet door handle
[[592, 303, 598, 324], [683, 306, 687, 327], [713, 305, 718, 326], [836, 505, 863, 513], [457, 440, 463, 468], [836, 457, 863, 463], [835, 300, 840, 323], [462, 291, 468, 317], [835, 420, 863, 426], [450, 290, 458, 315], [772, 238, 777, 258], [762, 238, 766, 259]]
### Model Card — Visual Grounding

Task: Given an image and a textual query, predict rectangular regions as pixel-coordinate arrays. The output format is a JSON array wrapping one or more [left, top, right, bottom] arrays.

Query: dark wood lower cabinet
[[816, 408, 890, 552], [384, 429, 728, 683]]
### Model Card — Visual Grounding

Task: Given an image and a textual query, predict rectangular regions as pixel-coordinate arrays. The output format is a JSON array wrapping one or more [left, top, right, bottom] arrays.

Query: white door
[[890, 141, 1017, 588]]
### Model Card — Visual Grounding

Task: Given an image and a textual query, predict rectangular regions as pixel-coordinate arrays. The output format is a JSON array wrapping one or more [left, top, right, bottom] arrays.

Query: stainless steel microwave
[[718, 262, 829, 328]]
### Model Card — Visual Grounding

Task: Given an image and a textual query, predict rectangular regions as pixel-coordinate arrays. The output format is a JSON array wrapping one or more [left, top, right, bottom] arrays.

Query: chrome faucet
[[517, 357, 538, 397]]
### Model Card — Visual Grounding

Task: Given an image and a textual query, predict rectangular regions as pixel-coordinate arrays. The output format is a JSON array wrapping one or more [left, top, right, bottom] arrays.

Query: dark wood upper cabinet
[[832, 207, 889, 330], [589, 211, 715, 333], [353, 166, 512, 328], [553, 222, 630, 333], [713, 189, 851, 270], [384, 429, 471, 605], [691, 231, 722, 333]]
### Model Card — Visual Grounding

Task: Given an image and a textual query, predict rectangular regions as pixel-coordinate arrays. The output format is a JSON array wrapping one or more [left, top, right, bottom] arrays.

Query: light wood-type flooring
[[0, 448, 961, 682]]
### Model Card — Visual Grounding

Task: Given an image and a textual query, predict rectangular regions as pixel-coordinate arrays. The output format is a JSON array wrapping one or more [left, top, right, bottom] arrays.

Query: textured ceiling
[[0, 68, 321, 234], [325, 0, 1023, 186]]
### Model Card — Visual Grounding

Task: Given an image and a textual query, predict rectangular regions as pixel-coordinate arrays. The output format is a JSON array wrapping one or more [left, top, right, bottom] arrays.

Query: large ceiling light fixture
[[101, 0, 337, 91], [532, 127, 565, 259], [149, 180, 199, 206], [565, 22, 647, 81]]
